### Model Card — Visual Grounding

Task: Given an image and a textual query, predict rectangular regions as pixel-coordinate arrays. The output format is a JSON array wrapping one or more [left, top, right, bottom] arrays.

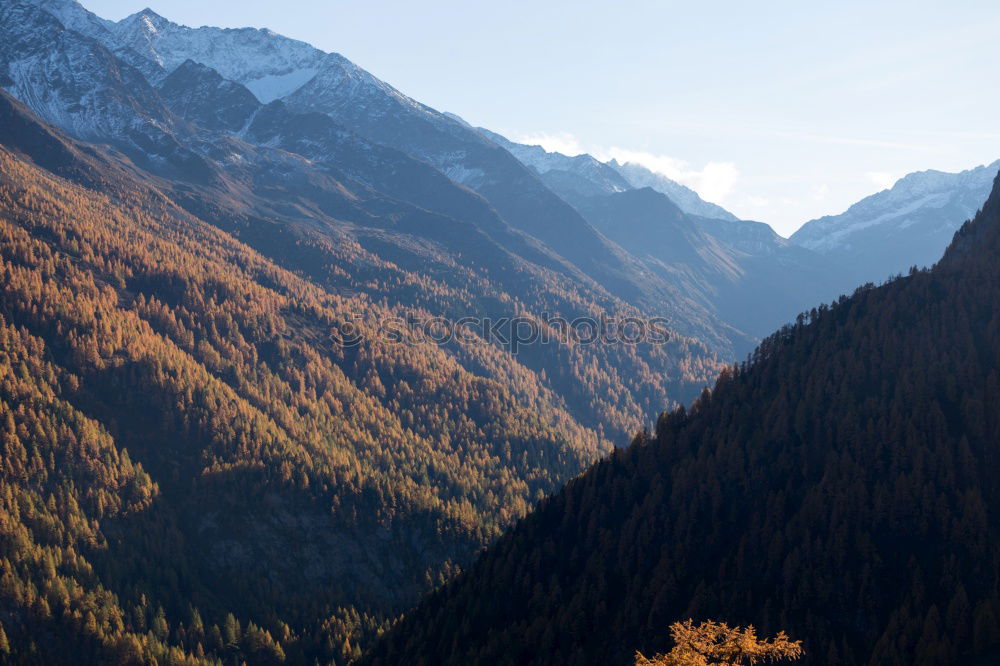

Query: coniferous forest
[[2, 1, 1000, 665], [0, 91, 719, 663], [366, 179, 1000, 665]]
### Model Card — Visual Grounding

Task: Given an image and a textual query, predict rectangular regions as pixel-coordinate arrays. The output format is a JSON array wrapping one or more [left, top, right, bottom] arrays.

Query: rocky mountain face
[[0, 1, 200, 175], [792, 160, 1000, 284], [157, 59, 260, 131]]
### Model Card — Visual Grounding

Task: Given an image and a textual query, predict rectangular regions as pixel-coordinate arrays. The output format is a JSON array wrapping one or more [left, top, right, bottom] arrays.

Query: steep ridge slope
[[792, 160, 1000, 286], [573, 188, 743, 304], [689, 214, 847, 339], [280, 60, 745, 352], [556, 185, 841, 341], [0, 1, 727, 441], [0, 90, 722, 664], [3, 0, 747, 357], [154, 59, 579, 282], [368, 177, 1000, 665]]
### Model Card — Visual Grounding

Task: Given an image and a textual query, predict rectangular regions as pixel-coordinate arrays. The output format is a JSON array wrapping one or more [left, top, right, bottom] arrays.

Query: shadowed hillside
[[367, 177, 1000, 665]]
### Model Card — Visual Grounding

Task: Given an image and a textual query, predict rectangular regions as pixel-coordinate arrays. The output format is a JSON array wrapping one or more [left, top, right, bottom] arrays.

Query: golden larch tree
[[636, 619, 803, 666]]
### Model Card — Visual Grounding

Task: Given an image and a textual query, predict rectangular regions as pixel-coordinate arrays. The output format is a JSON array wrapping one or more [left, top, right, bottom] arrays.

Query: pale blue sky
[[80, 0, 1000, 235]]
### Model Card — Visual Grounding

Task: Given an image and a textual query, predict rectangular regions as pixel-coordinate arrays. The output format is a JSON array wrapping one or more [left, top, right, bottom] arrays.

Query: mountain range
[[793, 160, 1000, 285], [478, 131, 848, 339], [484, 131, 1000, 338], [0, 1, 997, 664], [0, 1, 731, 661], [4, 0, 992, 350]]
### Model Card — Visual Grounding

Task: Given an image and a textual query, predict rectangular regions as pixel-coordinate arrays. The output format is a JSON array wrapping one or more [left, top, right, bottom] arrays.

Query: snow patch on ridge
[[801, 193, 950, 252], [244, 68, 318, 103]]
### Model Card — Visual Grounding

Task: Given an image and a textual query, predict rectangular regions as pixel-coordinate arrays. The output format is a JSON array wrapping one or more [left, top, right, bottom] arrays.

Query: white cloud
[[505, 132, 740, 205], [598, 147, 739, 204], [812, 184, 830, 201], [866, 171, 897, 190], [511, 131, 585, 156]]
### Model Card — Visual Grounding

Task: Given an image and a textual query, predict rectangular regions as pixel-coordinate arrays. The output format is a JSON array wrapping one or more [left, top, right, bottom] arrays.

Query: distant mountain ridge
[[608, 159, 740, 221], [477, 129, 847, 340], [792, 160, 1000, 284], [569, 187, 844, 340], [478, 128, 633, 200], [480, 128, 739, 221]]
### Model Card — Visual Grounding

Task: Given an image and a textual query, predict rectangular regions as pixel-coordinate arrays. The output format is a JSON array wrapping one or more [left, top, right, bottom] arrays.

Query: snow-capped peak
[[107, 8, 326, 99], [788, 158, 1000, 289], [125, 7, 166, 26], [23, 0, 114, 39], [133, 9, 166, 35], [793, 160, 1000, 254]]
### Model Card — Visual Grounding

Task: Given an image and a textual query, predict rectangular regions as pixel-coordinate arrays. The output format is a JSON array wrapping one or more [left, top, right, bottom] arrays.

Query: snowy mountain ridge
[[788, 160, 1000, 286], [19, 0, 398, 106], [478, 128, 631, 198], [793, 160, 1000, 254], [479, 129, 740, 221], [14, 0, 476, 159], [110, 7, 325, 100], [608, 159, 739, 221], [5, 0, 997, 354], [14, 0, 736, 224], [0, 1, 189, 162]]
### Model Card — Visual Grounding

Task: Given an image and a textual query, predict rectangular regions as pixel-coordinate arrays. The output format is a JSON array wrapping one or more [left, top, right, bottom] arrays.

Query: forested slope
[[0, 91, 720, 664], [368, 177, 1000, 666]]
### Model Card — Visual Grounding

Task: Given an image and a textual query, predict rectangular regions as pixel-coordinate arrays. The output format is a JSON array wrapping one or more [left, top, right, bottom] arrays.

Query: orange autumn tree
[[636, 619, 803, 666]]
